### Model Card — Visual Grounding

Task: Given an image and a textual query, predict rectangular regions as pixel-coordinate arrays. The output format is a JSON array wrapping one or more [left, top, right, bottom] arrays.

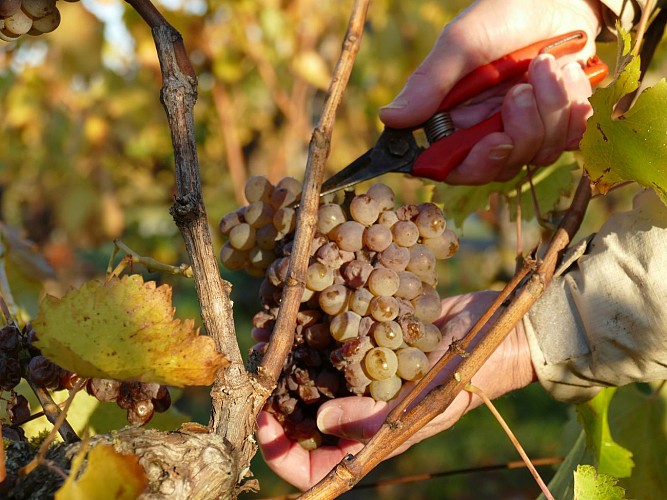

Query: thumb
[[378, 32, 474, 129], [316, 397, 388, 441]]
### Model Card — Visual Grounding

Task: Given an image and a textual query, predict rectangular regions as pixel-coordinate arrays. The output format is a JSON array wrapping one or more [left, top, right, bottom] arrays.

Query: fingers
[[378, 16, 501, 129], [316, 397, 388, 442], [256, 411, 364, 491], [444, 54, 594, 184], [563, 61, 594, 149]]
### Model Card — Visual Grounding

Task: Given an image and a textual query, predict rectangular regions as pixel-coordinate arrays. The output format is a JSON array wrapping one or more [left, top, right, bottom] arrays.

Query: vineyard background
[[1, 1, 664, 498]]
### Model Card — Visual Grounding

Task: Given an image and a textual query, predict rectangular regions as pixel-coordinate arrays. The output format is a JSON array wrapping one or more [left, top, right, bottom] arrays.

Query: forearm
[[523, 190, 667, 402]]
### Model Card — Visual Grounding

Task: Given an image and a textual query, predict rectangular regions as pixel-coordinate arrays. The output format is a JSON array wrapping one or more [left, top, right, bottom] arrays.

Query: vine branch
[[124, 0, 260, 486], [257, 0, 370, 388]]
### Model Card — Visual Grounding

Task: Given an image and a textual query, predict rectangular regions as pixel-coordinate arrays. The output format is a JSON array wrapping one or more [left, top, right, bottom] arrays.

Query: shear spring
[[424, 111, 455, 144]]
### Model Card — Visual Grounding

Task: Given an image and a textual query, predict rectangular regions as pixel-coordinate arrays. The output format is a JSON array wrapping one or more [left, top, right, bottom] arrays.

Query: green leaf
[[580, 28, 667, 204], [32, 275, 229, 387], [574, 465, 627, 500], [546, 383, 667, 500], [432, 157, 576, 227], [612, 383, 667, 499], [576, 388, 634, 478]]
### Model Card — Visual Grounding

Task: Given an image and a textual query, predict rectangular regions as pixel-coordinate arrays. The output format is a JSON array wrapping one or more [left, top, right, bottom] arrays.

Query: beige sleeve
[[598, 0, 648, 40], [523, 190, 667, 403]]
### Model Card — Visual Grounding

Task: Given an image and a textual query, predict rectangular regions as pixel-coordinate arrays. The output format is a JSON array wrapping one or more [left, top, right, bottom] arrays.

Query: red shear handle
[[413, 55, 608, 182], [438, 30, 593, 111]]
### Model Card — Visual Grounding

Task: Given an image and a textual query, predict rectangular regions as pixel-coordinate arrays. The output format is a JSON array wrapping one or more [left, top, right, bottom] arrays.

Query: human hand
[[380, 0, 603, 184], [256, 292, 536, 491]]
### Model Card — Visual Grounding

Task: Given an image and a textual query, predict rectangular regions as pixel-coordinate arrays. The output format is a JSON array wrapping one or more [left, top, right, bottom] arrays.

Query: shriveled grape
[[377, 243, 410, 271]]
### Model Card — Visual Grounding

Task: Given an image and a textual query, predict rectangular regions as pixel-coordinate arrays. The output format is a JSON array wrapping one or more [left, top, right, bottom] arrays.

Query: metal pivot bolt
[[424, 111, 455, 144]]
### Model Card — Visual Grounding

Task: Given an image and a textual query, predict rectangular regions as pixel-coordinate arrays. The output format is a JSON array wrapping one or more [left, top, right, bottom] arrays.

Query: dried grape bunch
[[86, 379, 172, 426], [220, 176, 458, 448], [21, 323, 172, 427], [0, 0, 80, 43]]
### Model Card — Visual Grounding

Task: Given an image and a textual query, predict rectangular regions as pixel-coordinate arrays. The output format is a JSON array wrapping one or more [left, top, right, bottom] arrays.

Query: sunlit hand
[[256, 292, 536, 491], [379, 0, 603, 185]]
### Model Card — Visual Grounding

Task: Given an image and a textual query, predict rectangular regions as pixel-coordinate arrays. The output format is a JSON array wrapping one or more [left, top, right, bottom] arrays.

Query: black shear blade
[[320, 128, 422, 197], [320, 149, 375, 197]]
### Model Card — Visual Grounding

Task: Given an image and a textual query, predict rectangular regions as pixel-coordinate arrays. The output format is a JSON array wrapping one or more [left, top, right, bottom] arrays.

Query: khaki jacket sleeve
[[598, 0, 648, 40], [523, 190, 667, 403]]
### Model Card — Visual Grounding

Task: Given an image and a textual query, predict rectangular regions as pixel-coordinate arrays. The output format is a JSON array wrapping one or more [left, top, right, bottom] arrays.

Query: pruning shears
[[320, 31, 608, 196]]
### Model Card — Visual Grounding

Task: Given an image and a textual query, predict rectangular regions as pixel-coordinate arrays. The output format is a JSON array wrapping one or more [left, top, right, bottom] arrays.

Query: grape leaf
[[545, 383, 667, 500], [432, 157, 576, 227], [611, 383, 667, 499], [574, 465, 627, 500], [55, 443, 147, 500], [32, 275, 229, 386], [576, 387, 634, 478], [580, 29, 667, 204]]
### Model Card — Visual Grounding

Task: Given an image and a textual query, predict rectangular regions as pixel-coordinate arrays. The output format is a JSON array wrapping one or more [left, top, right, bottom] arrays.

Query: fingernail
[[317, 406, 342, 434], [488, 144, 514, 160], [512, 84, 534, 108], [380, 97, 409, 111]]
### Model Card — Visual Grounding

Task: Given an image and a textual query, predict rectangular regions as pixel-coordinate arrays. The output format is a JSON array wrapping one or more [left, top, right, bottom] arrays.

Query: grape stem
[[108, 239, 193, 278], [21, 378, 87, 478], [465, 382, 554, 500]]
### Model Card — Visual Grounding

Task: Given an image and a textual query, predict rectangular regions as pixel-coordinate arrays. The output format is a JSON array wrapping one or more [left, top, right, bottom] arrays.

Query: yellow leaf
[[33, 275, 229, 386], [55, 444, 147, 500]]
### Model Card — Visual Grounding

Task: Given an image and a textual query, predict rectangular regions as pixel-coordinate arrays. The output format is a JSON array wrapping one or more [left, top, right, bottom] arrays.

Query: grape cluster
[[220, 176, 459, 448], [0, 0, 78, 42]]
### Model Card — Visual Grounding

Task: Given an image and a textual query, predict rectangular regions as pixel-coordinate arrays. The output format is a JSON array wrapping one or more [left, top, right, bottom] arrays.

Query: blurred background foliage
[[0, 0, 660, 498]]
